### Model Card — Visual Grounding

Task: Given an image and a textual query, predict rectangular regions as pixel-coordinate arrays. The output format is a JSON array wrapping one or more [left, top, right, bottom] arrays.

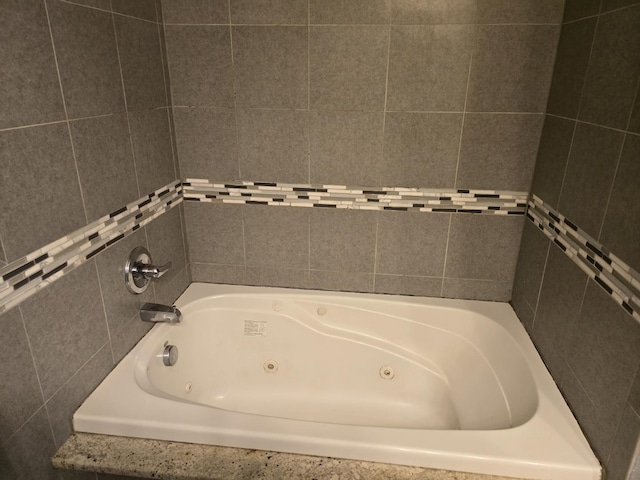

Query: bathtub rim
[[73, 283, 601, 480]]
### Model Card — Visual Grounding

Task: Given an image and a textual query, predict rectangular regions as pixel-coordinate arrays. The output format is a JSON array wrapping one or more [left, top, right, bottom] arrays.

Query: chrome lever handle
[[137, 261, 172, 278]]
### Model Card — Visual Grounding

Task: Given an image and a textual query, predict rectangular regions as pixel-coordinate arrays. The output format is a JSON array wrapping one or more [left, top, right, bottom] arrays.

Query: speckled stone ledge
[[52, 433, 527, 480]]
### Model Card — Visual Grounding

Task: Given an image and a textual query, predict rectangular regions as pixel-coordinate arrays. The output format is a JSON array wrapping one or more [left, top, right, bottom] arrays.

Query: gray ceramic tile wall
[[163, 0, 562, 302], [1, 0, 189, 477], [511, 2, 640, 477]]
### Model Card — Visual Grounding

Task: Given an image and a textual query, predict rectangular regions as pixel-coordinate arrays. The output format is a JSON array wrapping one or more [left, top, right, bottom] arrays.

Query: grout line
[[440, 214, 454, 296], [60, 0, 160, 25], [228, 1, 241, 180], [92, 259, 116, 364], [530, 241, 551, 330], [453, 55, 473, 189], [111, 2, 143, 200], [372, 214, 380, 292], [546, 112, 636, 135], [0, 119, 68, 133], [607, 359, 640, 465], [563, 14, 600, 25], [596, 134, 626, 241], [307, 0, 311, 183], [17, 306, 47, 407], [43, 0, 90, 226], [379, 22, 392, 187], [162, 22, 562, 27]]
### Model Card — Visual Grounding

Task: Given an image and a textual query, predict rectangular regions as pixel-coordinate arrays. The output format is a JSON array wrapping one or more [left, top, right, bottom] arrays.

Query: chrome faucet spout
[[140, 303, 182, 324]]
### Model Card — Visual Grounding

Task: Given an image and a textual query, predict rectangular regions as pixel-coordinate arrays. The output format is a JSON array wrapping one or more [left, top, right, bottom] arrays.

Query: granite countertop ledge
[[52, 433, 526, 480]]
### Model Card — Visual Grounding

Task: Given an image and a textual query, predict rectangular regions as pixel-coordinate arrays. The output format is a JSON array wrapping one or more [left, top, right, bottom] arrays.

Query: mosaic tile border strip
[[182, 179, 529, 214], [527, 195, 640, 323], [0, 181, 183, 315]]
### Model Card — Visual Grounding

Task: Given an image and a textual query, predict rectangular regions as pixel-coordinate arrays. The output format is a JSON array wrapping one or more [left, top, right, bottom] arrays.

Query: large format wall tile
[[20, 264, 109, 399], [381, 112, 462, 188], [161, 0, 229, 24], [386, 25, 473, 112], [237, 109, 309, 183], [557, 123, 623, 238], [578, 5, 640, 129], [70, 114, 139, 219], [164, 26, 234, 107], [112, 0, 157, 21], [0, 0, 65, 129], [309, 26, 389, 111], [562, 0, 600, 22], [230, 0, 308, 24], [310, 0, 390, 25], [232, 26, 308, 109], [391, 0, 477, 25], [456, 113, 543, 191], [47, 0, 125, 118], [475, 0, 564, 24], [309, 111, 384, 186], [0, 123, 86, 261], [114, 15, 166, 111], [173, 107, 238, 180], [466, 25, 559, 113], [0, 308, 43, 438]]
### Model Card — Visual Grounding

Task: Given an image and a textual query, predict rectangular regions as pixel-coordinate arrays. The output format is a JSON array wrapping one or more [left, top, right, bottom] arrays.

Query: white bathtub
[[74, 283, 600, 480]]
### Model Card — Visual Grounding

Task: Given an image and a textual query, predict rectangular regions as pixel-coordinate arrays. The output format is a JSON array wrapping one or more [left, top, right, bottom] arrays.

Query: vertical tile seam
[[110, 1, 143, 200], [42, 0, 90, 226], [228, 1, 241, 180], [91, 259, 116, 364], [607, 359, 640, 467], [307, 0, 311, 184]]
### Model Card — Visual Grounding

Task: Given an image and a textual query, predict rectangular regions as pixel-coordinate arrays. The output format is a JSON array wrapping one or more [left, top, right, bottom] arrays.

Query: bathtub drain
[[379, 366, 395, 379], [263, 360, 279, 373]]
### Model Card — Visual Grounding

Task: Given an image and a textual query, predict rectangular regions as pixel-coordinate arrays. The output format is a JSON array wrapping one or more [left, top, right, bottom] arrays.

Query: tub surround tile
[[562, 0, 601, 22], [456, 113, 543, 192], [309, 26, 389, 111], [3, 408, 59, 480], [629, 88, 640, 134], [510, 290, 535, 333], [173, 107, 238, 181], [113, 15, 166, 111], [630, 363, 640, 416], [557, 123, 624, 238], [374, 274, 443, 297], [310, 0, 391, 25], [70, 114, 140, 220], [375, 212, 449, 277], [0, 308, 44, 438], [530, 247, 588, 384], [444, 215, 524, 282], [232, 26, 308, 109], [466, 25, 559, 113], [46, 345, 113, 446], [53, 433, 524, 480], [243, 207, 309, 270], [0, 0, 65, 130], [599, 134, 640, 274], [46, 0, 125, 118], [161, 0, 229, 24], [545, 18, 597, 119], [20, 263, 109, 399], [237, 109, 309, 184], [386, 25, 473, 112], [0, 123, 86, 262], [164, 26, 234, 108], [190, 263, 248, 285], [246, 266, 311, 289], [309, 111, 384, 186], [511, 220, 550, 312], [184, 203, 245, 265], [128, 109, 177, 196], [578, 5, 640, 130], [529, 115, 575, 209], [111, 0, 157, 21], [230, 0, 308, 24], [153, 262, 191, 306], [308, 270, 375, 294], [606, 405, 640, 480], [310, 209, 377, 273], [476, 0, 564, 24], [146, 207, 187, 288], [390, 0, 478, 25], [442, 278, 512, 302], [381, 113, 462, 189]]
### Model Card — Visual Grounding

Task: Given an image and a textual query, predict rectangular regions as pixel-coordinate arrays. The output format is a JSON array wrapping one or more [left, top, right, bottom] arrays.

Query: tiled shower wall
[[511, 0, 640, 478], [163, 0, 563, 299], [0, 1, 189, 478]]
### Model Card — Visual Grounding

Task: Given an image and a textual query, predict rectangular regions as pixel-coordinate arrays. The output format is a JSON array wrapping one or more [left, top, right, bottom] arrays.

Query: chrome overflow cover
[[379, 365, 395, 379], [162, 344, 178, 367]]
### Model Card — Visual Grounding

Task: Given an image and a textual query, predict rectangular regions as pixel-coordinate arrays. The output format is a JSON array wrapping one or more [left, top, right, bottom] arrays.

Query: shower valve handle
[[136, 261, 172, 279]]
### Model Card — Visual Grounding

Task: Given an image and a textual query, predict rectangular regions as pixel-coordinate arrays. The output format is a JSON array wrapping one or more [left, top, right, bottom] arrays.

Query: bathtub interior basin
[[74, 283, 601, 480]]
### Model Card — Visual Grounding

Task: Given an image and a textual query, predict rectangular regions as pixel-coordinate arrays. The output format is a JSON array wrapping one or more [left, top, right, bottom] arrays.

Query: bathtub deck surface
[[52, 433, 528, 480]]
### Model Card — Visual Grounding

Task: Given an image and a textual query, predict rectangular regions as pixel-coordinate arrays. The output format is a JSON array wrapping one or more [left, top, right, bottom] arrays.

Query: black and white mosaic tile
[[0, 181, 183, 314], [527, 195, 640, 323], [182, 179, 529, 214]]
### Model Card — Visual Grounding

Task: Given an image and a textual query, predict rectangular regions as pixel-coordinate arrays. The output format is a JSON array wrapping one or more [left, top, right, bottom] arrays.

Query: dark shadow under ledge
[[52, 433, 524, 480]]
